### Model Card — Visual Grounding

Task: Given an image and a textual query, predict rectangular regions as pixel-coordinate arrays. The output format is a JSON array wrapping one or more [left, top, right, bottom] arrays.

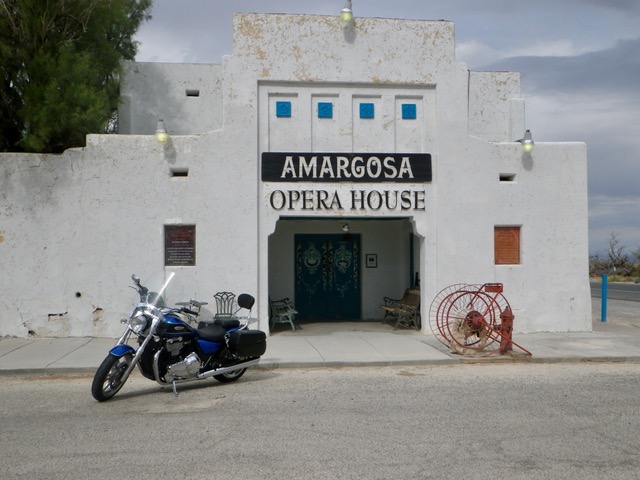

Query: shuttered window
[[494, 226, 521, 265]]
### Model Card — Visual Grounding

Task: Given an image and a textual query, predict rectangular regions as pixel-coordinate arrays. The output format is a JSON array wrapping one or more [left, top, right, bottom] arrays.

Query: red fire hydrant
[[499, 307, 514, 354]]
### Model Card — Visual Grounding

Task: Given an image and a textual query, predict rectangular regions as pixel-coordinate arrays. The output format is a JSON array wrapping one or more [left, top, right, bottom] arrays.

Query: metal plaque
[[164, 225, 196, 266]]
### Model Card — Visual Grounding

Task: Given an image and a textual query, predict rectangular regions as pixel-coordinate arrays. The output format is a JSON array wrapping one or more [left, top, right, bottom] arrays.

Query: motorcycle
[[91, 272, 266, 402]]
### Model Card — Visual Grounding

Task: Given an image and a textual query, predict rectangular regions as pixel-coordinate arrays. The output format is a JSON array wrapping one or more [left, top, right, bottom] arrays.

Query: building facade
[[0, 13, 590, 338]]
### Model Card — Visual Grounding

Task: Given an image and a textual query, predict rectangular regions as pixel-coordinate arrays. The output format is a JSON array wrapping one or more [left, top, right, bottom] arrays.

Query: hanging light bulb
[[155, 119, 169, 143], [517, 129, 534, 153], [340, 0, 353, 25]]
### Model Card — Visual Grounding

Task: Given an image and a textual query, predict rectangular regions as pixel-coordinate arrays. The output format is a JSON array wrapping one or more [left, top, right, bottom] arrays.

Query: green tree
[[0, 0, 152, 153]]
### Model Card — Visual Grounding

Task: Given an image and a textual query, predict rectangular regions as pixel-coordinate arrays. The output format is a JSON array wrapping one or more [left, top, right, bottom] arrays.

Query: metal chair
[[380, 289, 420, 329], [213, 291, 236, 320], [268, 297, 298, 332]]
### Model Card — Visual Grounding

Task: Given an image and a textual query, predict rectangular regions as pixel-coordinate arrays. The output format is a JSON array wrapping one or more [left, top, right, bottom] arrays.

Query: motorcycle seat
[[213, 318, 240, 329], [196, 323, 228, 343]]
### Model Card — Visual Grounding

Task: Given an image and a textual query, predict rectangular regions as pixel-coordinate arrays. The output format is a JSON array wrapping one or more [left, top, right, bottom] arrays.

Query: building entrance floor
[[269, 319, 422, 336]]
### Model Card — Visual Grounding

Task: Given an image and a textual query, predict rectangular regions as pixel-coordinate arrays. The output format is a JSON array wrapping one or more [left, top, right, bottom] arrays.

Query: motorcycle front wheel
[[91, 353, 133, 401], [213, 368, 247, 383]]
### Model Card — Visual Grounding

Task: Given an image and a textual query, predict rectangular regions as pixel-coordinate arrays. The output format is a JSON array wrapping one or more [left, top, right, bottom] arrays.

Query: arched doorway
[[268, 217, 421, 328]]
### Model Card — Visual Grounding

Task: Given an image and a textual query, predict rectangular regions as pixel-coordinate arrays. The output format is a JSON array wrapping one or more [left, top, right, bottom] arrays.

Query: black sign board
[[262, 152, 431, 183], [164, 225, 196, 266]]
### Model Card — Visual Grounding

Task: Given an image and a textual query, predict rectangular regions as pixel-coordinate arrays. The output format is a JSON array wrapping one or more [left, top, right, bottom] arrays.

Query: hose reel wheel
[[429, 283, 529, 357]]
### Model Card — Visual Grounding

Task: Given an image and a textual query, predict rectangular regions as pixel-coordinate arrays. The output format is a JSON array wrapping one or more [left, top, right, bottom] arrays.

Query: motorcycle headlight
[[129, 311, 149, 334]]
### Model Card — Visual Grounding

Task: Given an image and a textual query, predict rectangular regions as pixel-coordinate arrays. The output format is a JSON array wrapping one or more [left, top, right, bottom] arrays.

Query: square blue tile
[[276, 101, 291, 117], [402, 103, 417, 119], [318, 102, 333, 119], [360, 103, 375, 119]]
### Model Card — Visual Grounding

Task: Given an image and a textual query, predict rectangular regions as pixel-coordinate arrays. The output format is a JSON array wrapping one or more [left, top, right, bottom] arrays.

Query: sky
[[133, 0, 640, 257]]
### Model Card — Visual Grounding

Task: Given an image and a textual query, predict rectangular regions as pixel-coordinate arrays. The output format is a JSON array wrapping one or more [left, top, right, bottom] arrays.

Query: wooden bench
[[380, 289, 420, 329]]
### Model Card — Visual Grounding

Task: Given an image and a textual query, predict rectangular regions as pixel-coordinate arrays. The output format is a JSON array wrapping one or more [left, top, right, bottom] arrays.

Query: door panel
[[295, 234, 361, 320]]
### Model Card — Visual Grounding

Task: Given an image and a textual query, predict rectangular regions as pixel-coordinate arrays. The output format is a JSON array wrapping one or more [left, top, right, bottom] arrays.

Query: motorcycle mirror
[[132, 274, 141, 285]]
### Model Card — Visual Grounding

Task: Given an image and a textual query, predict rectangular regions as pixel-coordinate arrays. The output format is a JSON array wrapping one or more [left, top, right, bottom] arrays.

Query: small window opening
[[185, 89, 200, 97], [171, 168, 189, 178], [500, 173, 516, 182]]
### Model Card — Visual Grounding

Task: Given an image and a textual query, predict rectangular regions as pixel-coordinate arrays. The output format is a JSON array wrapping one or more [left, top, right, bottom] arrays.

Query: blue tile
[[276, 101, 291, 117], [360, 103, 375, 119], [402, 103, 417, 119], [318, 102, 333, 119]]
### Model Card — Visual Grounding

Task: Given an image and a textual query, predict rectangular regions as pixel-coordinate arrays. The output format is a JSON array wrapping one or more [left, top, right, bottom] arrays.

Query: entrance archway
[[267, 217, 421, 330]]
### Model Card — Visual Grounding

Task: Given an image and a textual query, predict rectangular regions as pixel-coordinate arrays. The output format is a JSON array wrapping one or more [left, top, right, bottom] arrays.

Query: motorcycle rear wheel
[[213, 368, 247, 383], [91, 353, 133, 401]]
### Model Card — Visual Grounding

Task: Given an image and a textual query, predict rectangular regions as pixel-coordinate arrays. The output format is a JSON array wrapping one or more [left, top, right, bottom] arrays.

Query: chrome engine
[[165, 352, 201, 381]]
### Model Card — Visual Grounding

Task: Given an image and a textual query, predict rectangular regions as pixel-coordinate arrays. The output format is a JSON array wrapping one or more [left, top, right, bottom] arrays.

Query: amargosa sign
[[261, 152, 432, 183]]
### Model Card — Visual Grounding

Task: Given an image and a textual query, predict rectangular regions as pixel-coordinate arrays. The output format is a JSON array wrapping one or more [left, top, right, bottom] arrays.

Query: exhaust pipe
[[153, 354, 260, 386], [196, 358, 260, 380]]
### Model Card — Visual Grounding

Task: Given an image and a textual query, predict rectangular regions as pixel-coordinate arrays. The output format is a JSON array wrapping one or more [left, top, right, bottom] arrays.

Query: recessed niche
[[171, 168, 189, 178], [185, 89, 200, 97], [500, 173, 516, 182]]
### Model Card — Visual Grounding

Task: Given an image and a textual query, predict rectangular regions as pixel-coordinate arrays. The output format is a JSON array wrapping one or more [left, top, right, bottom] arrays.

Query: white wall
[[432, 138, 590, 332], [0, 129, 260, 337]]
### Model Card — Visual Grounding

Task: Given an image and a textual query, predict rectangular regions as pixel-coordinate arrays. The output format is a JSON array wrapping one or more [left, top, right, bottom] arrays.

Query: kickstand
[[172, 381, 179, 397]]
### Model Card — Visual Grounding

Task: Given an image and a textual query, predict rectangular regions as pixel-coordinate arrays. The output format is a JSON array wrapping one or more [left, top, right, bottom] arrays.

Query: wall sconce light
[[340, 0, 353, 25], [342, 223, 350, 232], [155, 119, 169, 143], [517, 129, 534, 153]]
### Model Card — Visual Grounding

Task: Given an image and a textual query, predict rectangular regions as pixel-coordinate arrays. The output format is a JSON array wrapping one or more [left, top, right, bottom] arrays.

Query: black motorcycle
[[91, 272, 266, 401]]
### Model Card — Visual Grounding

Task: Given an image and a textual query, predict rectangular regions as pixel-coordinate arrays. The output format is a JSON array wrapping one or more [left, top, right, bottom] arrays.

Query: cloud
[[585, 0, 640, 12], [484, 38, 640, 95], [457, 39, 593, 68]]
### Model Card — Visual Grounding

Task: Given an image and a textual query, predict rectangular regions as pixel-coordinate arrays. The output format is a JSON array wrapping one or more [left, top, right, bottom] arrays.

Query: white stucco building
[[0, 13, 590, 338]]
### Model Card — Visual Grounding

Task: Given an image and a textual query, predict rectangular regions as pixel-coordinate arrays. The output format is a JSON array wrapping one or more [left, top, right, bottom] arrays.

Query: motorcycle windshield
[[133, 271, 211, 319], [138, 271, 177, 308]]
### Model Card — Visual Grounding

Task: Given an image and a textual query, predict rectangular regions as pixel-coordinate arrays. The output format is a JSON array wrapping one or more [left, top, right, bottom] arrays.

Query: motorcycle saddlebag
[[228, 330, 266, 358]]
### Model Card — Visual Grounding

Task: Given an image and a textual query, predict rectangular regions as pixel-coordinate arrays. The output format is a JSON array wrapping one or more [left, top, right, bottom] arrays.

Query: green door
[[294, 234, 361, 320]]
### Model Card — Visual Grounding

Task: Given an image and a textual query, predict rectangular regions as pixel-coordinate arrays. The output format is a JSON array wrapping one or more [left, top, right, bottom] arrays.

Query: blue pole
[[601, 274, 608, 323]]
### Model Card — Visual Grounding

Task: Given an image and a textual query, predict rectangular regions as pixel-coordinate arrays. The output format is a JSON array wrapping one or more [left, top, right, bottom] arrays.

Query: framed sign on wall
[[366, 253, 377, 268], [164, 225, 196, 266]]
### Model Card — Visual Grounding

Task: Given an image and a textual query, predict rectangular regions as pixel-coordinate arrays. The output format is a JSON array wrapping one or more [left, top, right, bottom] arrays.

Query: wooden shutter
[[494, 226, 520, 265]]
